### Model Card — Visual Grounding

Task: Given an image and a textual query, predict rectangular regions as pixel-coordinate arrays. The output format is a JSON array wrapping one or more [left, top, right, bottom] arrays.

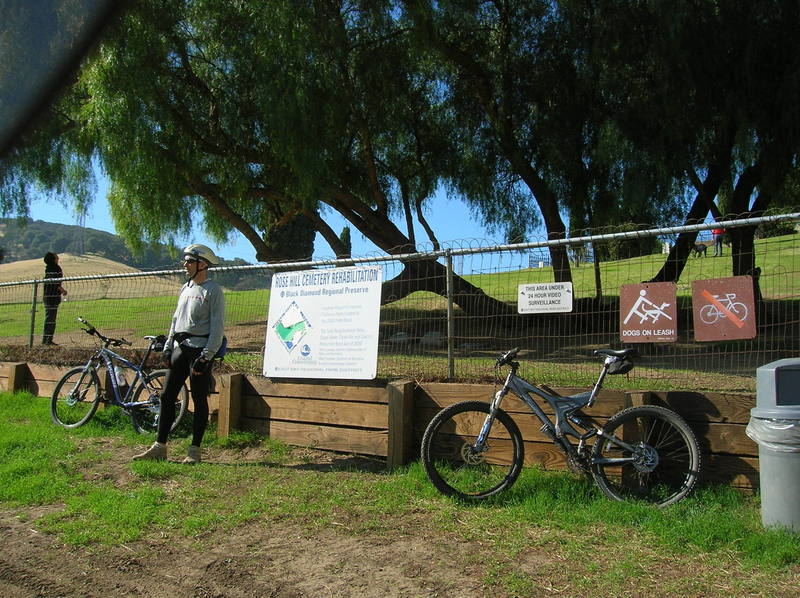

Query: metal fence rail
[[1, 212, 798, 392]]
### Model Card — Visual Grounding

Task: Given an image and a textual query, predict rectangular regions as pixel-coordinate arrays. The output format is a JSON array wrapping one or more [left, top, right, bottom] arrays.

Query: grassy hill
[[0, 218, 177, 269], [0, 218, 267, 290]]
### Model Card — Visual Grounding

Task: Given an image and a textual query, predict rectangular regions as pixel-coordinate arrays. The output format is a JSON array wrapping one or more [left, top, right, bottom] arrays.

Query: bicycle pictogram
[[699, 292, 748, 325]]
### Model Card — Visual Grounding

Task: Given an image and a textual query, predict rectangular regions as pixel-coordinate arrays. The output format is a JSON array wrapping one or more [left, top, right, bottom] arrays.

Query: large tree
[[3, 0, 798, 309], [590, 0, 800, 285], [2, 0, 514, 314]]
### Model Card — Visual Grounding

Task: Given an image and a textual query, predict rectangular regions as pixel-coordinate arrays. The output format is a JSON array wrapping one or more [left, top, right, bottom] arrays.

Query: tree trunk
[[647, 165, 725, 283]]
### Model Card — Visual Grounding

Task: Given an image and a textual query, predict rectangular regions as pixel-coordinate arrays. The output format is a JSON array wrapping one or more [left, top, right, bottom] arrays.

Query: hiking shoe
[[132, 442, 167, 461], [182, 445, 201, 465]]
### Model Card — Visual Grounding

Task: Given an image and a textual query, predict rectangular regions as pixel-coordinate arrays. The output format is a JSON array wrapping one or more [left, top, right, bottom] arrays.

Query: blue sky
[[28, 189, 495, 263]]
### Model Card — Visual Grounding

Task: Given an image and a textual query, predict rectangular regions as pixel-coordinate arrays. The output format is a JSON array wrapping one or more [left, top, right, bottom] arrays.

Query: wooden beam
[[387, 380, 414, 470], [218, 373, 243, 438], [7, 362, 31, 393]]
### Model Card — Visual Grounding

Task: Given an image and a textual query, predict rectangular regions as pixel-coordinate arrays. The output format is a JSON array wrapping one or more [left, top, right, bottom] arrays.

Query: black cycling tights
[[156, 344, 210, 446]]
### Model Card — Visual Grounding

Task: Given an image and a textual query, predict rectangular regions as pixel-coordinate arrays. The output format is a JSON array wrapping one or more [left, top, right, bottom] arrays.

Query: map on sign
[[272, 301, 311, 352]]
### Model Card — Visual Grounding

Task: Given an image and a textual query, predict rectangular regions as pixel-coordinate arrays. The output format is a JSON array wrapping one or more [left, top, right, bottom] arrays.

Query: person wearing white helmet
[[133, 243, 225, 464]]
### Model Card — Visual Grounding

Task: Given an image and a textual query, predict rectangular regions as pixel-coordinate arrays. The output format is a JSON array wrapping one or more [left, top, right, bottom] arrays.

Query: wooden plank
[[245, 377, 387, 403], [27, 363, 72, 384], [418, 382, 627, 417], [240, 418, 388, 456], [650, 391, 755, 425], [242, 395, 388, 429], [703, 454, 759, 491], [387, 381, 413, 469], [703, 423, 757, 457]]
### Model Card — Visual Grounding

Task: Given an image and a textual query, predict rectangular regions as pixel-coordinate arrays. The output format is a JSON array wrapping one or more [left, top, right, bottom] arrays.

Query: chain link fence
[[1, 213, 798, 392]]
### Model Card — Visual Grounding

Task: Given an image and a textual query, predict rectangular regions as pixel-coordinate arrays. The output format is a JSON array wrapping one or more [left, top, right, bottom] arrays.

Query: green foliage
[[756, 220, 798, 239], [339, 226, 352, 257], [594, 222, 661, 261]]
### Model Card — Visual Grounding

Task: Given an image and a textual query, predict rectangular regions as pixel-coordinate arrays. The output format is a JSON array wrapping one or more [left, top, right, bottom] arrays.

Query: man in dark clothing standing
[[42, 252, 67, 345]]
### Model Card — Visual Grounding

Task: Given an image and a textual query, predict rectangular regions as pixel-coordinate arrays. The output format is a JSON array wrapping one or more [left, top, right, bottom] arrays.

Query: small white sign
[[518, 282, 573, 314], [264, 266, 383, 379]]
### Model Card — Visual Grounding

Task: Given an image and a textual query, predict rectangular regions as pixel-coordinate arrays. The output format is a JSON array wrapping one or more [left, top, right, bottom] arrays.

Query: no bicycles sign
[[619, 282, 677, 343], [691, 276, 756, 341]]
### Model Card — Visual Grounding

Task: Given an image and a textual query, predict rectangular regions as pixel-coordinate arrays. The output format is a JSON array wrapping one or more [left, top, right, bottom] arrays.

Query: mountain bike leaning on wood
[[51, 317, 189, 434], [421, 348, 701, 507]]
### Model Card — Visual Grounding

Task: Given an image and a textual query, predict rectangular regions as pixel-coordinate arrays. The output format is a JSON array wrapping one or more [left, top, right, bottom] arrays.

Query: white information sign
[[263, 266, 383, 380], [517, 282, 574, 314]]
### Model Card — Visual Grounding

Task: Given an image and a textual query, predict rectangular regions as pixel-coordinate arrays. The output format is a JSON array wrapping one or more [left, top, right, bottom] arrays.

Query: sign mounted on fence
[[263, 266, 383, 380], [518, 282, 573, 313], [619, 282, 677, 342], [691, 275, 756, 342]]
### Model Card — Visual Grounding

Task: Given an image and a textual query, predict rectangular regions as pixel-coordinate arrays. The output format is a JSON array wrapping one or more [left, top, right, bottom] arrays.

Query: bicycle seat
[[594, 348, 638, 359]]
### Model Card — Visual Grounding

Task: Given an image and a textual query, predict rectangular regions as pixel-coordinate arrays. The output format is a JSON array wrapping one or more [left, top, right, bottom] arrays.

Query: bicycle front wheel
[[129, 369, 189, 434], [421, 400, 524, 500], [591, 405, 700, 507], [51, 367, 102, 428]]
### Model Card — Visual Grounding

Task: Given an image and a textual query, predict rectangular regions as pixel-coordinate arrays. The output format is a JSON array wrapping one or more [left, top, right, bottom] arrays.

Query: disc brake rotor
[[460, 443, 486, 465], [632, 443, 659, 473]]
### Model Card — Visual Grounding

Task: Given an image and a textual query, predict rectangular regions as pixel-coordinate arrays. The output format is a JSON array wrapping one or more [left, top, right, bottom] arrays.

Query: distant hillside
[[0, 218, 269, 290], [0, 218, 177, 269]]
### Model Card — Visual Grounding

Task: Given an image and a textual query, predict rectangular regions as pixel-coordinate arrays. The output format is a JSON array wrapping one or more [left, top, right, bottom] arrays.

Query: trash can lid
[[751, 406, 800, 420]]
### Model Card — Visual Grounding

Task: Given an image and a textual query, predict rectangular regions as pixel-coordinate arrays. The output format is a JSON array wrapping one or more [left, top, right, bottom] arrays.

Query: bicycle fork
[[474, 387, 508, 450], [66, 367, 94, 406]]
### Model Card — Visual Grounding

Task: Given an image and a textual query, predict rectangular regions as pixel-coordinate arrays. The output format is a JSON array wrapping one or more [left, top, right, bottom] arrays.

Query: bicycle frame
[[478, 356, 637, 465], [77, 338, 158, 409], [95, 348, 151, 407]]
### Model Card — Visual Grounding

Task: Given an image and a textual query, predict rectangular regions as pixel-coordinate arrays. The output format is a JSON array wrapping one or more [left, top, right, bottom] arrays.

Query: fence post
[[7, 362, 31, 393], [445, 250, 455, 381], [28, 280, 39, 348], [218, 373, 243, 437], [387, 380, 414, 469]]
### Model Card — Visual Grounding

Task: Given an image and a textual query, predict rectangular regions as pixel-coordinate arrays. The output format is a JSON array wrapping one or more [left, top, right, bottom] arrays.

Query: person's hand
[[192, 357, 210, 375], [163, 349, 172, 365]]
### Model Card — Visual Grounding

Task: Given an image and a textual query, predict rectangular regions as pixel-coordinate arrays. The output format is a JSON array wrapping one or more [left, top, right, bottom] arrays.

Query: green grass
[[2, 389, 799, 583]]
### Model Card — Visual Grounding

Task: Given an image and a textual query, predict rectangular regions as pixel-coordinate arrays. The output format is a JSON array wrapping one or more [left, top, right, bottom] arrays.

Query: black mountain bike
[[421, 348, 701, 507], [50, 317, 189, 434]]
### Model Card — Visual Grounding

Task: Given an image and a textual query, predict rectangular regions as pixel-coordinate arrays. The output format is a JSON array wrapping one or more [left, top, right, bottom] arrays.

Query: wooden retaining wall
[[1, 362, 759, 491]]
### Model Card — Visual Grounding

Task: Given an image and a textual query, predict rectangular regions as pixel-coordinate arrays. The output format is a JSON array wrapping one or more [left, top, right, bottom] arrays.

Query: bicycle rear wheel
[[51, 367, 102, 428], [591, 405, 700, 507], [421, 400, 524, 500], [129, 369, 189, 434]]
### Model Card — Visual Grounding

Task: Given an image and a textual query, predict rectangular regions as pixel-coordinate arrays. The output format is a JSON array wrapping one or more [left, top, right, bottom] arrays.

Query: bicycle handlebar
[[76, 316, 132, 347], [496, 347, 520, 367]]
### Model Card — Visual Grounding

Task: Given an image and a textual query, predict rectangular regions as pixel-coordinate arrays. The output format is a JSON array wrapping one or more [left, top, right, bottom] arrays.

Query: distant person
[[712, 227, 725, 257], [133, 244, 225, 465], [42, 252, 67, 345]]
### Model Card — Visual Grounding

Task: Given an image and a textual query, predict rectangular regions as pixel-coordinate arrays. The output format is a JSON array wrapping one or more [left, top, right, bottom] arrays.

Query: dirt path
[[0, 510, 488, 598], [2, 441, 799, 598], [0, 443, 491, 598]]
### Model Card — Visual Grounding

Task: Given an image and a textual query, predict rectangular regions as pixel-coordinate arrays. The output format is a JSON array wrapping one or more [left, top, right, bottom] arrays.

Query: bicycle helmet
[[183, 243, 220, 265]]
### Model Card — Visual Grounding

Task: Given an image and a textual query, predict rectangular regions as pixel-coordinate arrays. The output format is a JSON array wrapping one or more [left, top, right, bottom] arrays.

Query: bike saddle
[[594, 348, 638, 359]]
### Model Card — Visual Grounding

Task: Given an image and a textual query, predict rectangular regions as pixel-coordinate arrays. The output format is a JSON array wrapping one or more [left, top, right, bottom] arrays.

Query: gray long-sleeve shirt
[[165, 279, 225, 360]]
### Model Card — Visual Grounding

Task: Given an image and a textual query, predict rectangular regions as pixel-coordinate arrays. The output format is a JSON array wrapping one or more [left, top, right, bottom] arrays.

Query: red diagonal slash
[[700, 290, 745, 328]]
